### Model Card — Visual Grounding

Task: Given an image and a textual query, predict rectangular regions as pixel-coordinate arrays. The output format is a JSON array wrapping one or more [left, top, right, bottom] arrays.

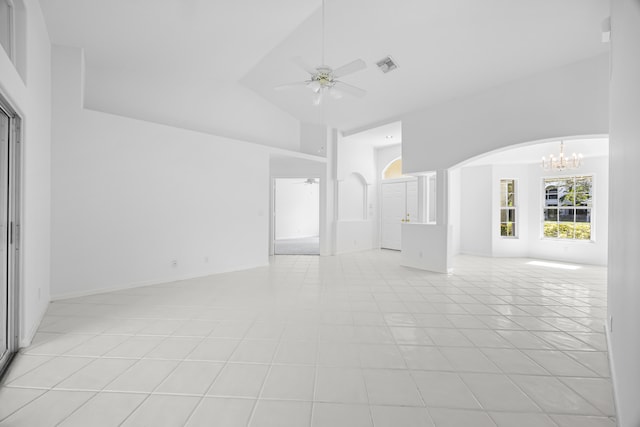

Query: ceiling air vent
[[376, 56, 398, 73]]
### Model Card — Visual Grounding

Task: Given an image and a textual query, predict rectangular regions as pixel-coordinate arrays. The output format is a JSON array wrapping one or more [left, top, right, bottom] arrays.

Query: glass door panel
[[0, 109, 9, 364]]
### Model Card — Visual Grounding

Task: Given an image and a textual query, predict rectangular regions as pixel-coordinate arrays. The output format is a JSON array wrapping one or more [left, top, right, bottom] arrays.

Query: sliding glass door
[[0, 97, 19, 378]]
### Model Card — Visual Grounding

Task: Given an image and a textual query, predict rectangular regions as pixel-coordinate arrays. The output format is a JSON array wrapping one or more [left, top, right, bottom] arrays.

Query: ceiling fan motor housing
[[312, 67, 335, 90]]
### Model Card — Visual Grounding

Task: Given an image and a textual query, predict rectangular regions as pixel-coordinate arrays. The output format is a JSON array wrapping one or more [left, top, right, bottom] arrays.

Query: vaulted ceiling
[[39, 0, 609, 147]]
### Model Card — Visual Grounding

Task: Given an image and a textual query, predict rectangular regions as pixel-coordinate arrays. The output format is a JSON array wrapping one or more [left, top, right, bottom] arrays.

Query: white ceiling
[[39, 0, 610, 144], [461, 137, 609, 167], [341, 121, 402, 148]]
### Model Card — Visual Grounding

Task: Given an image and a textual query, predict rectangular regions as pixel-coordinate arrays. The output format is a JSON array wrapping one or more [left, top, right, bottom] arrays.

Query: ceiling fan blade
[[333, 59, 366, 78], [274, 81, 309, 91], [328, 87, 343, 99], [333, 81, 366, 98], [292, 56, 317, 75]]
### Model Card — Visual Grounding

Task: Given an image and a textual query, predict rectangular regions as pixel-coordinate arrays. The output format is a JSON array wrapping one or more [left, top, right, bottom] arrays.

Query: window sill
[[540, 238, 595, 244]]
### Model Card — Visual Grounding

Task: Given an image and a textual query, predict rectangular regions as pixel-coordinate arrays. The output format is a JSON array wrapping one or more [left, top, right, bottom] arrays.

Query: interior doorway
[[381, 179, 417, 250], [273, 178, 320, 255], [0, 94, 21, 378]]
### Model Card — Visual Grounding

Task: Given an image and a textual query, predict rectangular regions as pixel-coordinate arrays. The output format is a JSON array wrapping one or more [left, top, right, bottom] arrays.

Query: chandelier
[[541, 141, 583, 171]]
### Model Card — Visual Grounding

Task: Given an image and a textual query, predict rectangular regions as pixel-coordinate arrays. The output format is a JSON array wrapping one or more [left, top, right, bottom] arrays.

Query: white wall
[[402, 54, 609, 173], [453, 155, 608, 266], [338, 173, 367, 221], [459, 166, 493, 256], [448, 168, 462, 255], [86, 67, 301, 152], [334, 134, 377, 254], [0, 0, 52, 346], [401, 223, 450, 273], [608, 0, 640, 424], [274, 179, 319, 239], [337, 138, 376, 182], [51, 45, 271, 299]]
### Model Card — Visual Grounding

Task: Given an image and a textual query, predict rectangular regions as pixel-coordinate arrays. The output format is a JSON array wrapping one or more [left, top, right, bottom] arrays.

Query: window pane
[[559, 191, 574, 206], [558, 208, 575, 222], [507, 208, 515, 222], [500, 179, 515, 207], [575, 208, 590, 223], [558, 222, 576, 239], [500, 223, 515, 237], [383, 159, 403, 180], [545, 186, 558, 206], [544, 208, 558, 221], [544, 222, 559, 238], [575, 176, 592, 193], [575, 222, 591, 240], [500, 188, 507, 207]]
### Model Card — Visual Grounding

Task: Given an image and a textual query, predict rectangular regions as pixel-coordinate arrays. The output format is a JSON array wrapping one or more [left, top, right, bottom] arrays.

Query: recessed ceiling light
[[385, 135, 394, 139]]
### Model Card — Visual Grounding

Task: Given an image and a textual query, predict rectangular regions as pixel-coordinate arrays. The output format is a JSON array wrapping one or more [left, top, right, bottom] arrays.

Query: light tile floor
[[0, 251, 616, 426]]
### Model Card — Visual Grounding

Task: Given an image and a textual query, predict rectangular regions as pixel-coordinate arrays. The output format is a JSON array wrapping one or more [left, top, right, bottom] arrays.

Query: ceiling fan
[[295, 178, 319, 185], [274, 0, 367, 105]]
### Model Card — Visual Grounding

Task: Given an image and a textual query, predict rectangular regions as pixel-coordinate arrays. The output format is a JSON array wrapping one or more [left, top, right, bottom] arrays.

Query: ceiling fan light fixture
[[308, 80, 322, 92], [312, 91, 323, 106]]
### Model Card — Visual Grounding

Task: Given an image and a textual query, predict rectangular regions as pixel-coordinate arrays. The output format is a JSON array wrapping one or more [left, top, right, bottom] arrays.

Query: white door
[[381, 182, 405, 250], [381, 179, 418, 250]]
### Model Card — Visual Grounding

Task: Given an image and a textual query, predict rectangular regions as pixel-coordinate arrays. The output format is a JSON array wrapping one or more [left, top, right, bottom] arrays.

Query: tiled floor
[[0, 251, 616, 426]]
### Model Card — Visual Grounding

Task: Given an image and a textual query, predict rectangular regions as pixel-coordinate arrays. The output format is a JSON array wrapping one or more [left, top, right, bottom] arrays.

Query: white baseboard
[[605, 325, 621, 427], [20, 298, 50, 348], [50, 262, 270, 301]]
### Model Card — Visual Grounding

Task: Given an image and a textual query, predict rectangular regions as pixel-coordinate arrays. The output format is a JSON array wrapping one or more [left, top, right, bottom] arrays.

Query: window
[[543, 175, 592, 240], [499, 179, 516, 237], [382, 158, 403, 180]]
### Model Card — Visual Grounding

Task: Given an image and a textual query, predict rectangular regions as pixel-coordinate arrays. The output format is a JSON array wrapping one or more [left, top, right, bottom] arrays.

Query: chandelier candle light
[[541, 141, 583, 171]]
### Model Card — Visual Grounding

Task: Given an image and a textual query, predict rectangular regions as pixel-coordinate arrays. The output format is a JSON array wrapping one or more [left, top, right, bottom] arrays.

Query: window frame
[[499, 178, 517, 238], [541, 174, 594, 242]]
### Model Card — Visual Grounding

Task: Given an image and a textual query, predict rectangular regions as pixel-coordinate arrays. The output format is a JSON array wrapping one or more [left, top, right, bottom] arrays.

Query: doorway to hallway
[[273, 178, 320, 255]]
